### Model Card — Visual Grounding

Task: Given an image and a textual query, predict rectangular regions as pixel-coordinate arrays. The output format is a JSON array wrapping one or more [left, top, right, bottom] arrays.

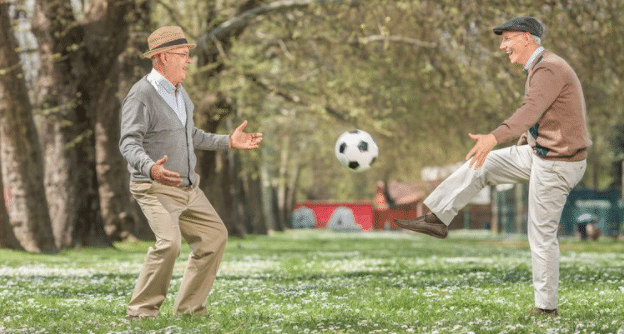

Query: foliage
[[1, 230, 624, 333], [189, 0, 624, 201], [3, 0, 624, 249]]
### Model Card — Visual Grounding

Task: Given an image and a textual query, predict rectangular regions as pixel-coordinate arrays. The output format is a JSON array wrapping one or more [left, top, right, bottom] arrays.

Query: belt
[[179, 183, 194, 191]]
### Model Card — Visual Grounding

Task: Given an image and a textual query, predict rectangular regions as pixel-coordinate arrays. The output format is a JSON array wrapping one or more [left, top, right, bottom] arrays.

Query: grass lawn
[[1, 229, 624, 333]]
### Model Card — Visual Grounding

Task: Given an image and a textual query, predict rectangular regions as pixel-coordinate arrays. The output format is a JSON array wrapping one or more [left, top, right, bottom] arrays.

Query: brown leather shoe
[[525, 307, 559, 318], [394, 213, 448, 239]]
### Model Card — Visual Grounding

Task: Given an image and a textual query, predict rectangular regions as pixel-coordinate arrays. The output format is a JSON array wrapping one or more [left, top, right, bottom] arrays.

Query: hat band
[[151, 38, 189, 52]]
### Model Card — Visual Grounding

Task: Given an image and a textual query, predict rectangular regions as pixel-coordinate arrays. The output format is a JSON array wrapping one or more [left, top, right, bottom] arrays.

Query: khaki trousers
[[127, 177, 228, 317], [424, 145, 586, 309]]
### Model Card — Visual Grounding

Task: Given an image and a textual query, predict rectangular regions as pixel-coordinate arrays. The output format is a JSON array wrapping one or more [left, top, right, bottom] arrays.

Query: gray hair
[[151, 55, 161, 66], [151, 54, 166, 72], [531, 34, 541, 45]]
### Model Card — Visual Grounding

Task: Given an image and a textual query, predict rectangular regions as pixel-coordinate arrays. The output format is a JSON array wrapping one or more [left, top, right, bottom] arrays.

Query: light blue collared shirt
[[146, 68, 187, 125], [524, 46, 545, 71]]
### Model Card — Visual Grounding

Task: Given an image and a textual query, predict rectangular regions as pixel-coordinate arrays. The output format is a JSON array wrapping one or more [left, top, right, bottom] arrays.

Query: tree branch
[[245, 72, 349, 121], [356, 35, 436, 48], [196, 0, 356, 54], [152, 0, 196, 40], [245, 72, 302, 104]]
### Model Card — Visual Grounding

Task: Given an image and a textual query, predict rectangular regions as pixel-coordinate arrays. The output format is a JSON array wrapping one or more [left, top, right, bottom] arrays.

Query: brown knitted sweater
[[491, 49, 592, 161]]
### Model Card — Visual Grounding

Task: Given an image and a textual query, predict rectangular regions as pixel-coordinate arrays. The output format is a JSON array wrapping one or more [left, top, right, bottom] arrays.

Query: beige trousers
[[127, 177, 228, 317], [424, 145, 586, 309]]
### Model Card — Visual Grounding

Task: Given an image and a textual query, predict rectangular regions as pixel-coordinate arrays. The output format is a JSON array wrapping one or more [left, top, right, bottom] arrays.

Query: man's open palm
[[230, 120, 263, 150], [466, 133, 497, 170]]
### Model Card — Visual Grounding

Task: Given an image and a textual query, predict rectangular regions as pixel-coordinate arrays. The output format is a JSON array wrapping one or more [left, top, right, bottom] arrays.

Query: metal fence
[[496, 186, 622, 237]]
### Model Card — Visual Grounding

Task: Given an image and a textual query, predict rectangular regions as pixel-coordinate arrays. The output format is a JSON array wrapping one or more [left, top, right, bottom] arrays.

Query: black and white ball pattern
[[334, 130, 379, 172]]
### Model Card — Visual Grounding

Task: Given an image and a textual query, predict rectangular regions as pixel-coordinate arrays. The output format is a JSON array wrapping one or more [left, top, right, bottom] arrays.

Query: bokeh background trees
[[1, 0, 622, 252]]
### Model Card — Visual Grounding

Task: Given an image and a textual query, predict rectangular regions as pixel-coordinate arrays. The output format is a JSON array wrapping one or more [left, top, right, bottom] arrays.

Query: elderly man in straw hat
[[119, 26, 263, 319]]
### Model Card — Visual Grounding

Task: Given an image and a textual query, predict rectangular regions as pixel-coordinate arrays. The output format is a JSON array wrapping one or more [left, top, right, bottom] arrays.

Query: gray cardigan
[[119, 76, 229, 186]]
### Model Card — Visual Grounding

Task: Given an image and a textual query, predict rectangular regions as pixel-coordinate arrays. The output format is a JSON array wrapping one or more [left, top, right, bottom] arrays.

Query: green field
[[1, 229, 624, 333]]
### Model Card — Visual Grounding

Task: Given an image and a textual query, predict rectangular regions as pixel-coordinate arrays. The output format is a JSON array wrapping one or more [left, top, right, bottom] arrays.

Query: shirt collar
[[147, 68, 178, 94], [524, 46, 545, 71]]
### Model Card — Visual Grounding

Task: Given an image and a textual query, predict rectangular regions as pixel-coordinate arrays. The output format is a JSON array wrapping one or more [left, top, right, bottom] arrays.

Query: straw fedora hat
[[143, 26, 196, 58]]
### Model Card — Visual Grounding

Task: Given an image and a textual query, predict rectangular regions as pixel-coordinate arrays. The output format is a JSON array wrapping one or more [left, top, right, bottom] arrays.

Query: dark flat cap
[[493, 17, 543, 38]]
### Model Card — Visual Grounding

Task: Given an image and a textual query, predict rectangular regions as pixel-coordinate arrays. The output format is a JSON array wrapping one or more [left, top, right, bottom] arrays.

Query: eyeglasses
[[167, 52, 191, 59], [500, 33, 525, 43]]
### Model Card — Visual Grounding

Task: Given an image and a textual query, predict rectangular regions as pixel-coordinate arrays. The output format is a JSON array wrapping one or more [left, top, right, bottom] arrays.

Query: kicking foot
[[394, 213, 448, 239]]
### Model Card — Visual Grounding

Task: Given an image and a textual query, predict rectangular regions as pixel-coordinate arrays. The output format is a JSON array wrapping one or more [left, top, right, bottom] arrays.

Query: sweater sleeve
[[490, 66, 564, 144], [191, 128, 230, 150], [119, 94, 155, 178]]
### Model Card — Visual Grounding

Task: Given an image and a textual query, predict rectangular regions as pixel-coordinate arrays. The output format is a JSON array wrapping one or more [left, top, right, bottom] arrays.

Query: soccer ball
[[334, 129, 378, 172]]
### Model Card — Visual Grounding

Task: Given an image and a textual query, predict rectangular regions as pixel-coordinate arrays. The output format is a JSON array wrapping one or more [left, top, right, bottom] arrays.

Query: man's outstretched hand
[[465, 133, 497, 170], [230, 120, 263, 150], [150, 155, 183, 186]]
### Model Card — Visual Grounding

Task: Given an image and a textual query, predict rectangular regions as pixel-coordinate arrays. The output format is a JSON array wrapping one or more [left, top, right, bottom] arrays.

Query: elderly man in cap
[[395, 17, 591, 316], [119, 26, 263, 319]]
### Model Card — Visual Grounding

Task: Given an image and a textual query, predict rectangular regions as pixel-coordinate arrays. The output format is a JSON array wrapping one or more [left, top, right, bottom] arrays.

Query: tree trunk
[[196, 150, 241, 237], [31, 0, 134, 248], [222, 151, 246, 237], [0, 150, 22, 251], [285, 160, 302, 229], [260, 150, 277, 232], [0, 2, 56, 253], [242, 164, 268, 234], [0, 188, 20, 250], [221, 151, 245, 237], [95, 60, 142, 242], [275, 138, 289, 232], [95, 0, 153, 241], [491, 186, 499, 234], [114, 2, 154, 240]]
